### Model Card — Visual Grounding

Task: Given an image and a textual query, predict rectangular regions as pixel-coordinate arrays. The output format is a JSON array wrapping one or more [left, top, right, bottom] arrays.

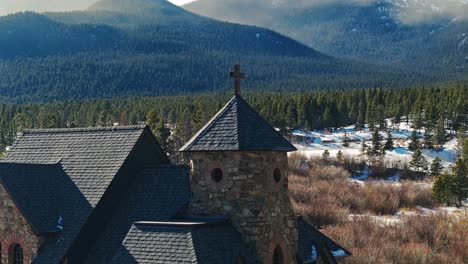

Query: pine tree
[[430, 157, 443, 176], [369, 129, 382, 156], [384, 131, 394, 150], [409, 130, 419, 151], [462, 139, 468, 161], [433, 117, 447, 146], [433, 158, 468, 207], [336, 150, 344, 162], [457, 127, 466, 149], [154, 117, 171, 153], [361, 141, 367, 155], [146, 108, 160, 131], [424, 128, 434, 149], [322, 150, 330, 161], [343, 131, 350, 147], [410, 149, 428, 172]]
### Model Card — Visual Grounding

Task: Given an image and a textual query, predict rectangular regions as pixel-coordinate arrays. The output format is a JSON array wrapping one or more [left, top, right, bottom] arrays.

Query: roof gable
[[0, 162, 69, 234], [5, 126, 149, 207], [180, 96, 296, 152], [110, 219, 246, 264], [298, 218, 352, 263], [83, 165, 192, 263]]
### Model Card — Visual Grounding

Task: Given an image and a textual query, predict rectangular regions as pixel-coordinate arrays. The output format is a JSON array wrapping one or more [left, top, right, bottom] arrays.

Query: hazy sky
[[0, 0, 195, 15], [0, 0, 466, 24]]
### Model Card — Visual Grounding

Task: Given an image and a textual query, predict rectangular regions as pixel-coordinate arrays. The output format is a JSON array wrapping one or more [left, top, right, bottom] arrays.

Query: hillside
[[0, 0, 423, 102], [184, 0, 468, 78]]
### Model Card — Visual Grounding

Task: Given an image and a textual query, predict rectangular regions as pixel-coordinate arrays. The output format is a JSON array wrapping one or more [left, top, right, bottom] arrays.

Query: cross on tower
[[230, 64, 245, 96]]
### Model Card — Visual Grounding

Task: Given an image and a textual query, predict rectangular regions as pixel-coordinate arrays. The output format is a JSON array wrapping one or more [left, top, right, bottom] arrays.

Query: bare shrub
[[288, 152, 309, 176], [324, 215, 468, 264], [308, 164, 351, 181], [364, 183, 401, 215], [400, 182, 437, 209]]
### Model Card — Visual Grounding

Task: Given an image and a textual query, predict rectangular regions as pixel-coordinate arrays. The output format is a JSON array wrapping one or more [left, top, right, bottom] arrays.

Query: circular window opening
[[211, 168, 224, 183], [273, 168, 282, 183]]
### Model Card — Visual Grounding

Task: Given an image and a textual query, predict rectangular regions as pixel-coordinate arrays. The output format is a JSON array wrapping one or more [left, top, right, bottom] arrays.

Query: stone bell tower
[[180, 65, 298, 264]]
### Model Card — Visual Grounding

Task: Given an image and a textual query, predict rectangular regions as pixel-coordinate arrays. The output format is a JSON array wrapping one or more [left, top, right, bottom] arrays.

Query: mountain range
[[185, 0, 468, 77], [0, 0, 463, 102]]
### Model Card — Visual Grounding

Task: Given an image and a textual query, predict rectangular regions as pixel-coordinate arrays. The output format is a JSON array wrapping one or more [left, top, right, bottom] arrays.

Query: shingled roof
[[180, 95, 296, 152], [5, 126, 154, 207], [0, 162, 74, 235], [298, 218, 352, 263], [83, 165, 192, 263], [3, 125, 169, 263], [110, 219, 247, 264]]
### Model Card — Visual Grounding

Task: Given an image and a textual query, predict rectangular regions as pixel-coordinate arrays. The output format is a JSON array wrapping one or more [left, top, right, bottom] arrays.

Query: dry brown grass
[[288, 153, 465, 263], [324, 216, 468, 264], [289, 173, 438, 225]]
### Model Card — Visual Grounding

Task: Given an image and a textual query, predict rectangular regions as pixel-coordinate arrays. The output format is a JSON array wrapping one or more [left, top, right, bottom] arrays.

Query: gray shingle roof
[[5, 126, 147, 207], [2, 125, 157, 264], [110, 219, 247, 264], [180, 95, 296, 152], [298, 218, 352, 263], [84, 165, 192, 264], [0, 162, 71, 234]]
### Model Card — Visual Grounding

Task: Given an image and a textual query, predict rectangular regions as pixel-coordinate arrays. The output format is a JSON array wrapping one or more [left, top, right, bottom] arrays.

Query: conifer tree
[[384, 131, 394, 151], [409, 130, 419, 151], [369, 129, 382, 156], [154, 117, 171, 153], [430, 157, 443, 176], [433, 158, 468, 207], [322, 150, 330, 161], [336, 150, 344, 162], [410, 149, 428, 172], [433, 117, 447, 146], [462, 139, 468, 161], [424, 128, 434, 149]]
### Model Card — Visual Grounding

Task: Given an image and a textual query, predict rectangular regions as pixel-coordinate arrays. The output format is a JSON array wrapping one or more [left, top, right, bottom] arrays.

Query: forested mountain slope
[[0, 0, 426, 102], [185, 0, 468, 78]]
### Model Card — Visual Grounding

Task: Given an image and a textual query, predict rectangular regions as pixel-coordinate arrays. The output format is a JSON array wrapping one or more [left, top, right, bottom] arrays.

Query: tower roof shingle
[[180, 95, 296, 152]]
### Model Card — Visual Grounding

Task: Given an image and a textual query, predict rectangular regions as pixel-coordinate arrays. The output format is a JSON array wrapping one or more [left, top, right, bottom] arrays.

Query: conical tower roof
[[180, 95, 296, 152]]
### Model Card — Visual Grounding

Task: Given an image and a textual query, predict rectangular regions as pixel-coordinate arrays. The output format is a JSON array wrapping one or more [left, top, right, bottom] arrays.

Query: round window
[[273, 168, 282, 183], [211, 168, 224, 183]]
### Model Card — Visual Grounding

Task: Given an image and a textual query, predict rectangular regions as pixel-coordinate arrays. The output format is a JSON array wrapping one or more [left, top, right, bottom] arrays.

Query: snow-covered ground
[[292, 119, 463, 169]]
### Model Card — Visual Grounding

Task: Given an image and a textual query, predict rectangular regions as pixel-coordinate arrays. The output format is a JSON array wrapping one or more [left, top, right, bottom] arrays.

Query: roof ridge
[[22, 125, 147, 134], [179, 96, 237, 151], [0, 161, 61, 166]]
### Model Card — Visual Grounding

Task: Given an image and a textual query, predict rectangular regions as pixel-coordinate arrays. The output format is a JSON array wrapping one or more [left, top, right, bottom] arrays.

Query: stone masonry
[[190, 151, 298, 264], [0, 185, 42, 264]]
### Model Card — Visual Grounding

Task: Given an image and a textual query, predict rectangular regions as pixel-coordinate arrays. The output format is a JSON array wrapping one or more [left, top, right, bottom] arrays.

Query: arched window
[[272, 245, 284, 264], [9, 244, 23, 264]]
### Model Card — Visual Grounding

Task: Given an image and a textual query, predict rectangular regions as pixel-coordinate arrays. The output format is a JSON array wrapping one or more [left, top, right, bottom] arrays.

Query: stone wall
[[190, 151, 298, 264], [0, 185, 42, 264]]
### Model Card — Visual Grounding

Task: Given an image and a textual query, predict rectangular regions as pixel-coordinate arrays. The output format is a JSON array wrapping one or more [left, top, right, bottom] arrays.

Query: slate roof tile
[[2, 126, 148, 263], [0, 162, 70, 234], [110, 220, 247, 264], [298, 218, 352, 263], [180, 96, 296, 152], [84, 165, 192, 264]]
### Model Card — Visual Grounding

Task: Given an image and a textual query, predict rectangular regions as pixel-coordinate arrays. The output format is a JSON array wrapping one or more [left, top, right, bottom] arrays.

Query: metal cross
[[230, 64, 245, 96]]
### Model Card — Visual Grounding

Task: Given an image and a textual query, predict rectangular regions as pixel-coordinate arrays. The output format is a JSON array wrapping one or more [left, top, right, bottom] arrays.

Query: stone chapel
[[0, 65, 350, 264]]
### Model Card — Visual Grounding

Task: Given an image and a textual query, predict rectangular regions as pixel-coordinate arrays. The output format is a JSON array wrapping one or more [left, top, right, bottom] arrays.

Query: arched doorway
[[272, 245, 284, 264]]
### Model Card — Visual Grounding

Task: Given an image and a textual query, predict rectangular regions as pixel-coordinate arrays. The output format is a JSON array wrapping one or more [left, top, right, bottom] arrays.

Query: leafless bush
[[324, 215, 468, 264]]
